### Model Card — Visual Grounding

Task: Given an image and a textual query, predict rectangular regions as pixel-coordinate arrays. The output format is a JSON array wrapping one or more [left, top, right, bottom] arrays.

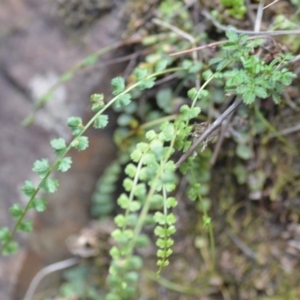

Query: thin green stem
[[191, 74, 215, 108], [120, 115, 178, 144], [156, 185, 169, 275], [122, 147, 150, 231], [0, 67, 183, 255], [190, 168, 215, 271], [162, 184, 168, 216], [143, 270, 210, 295], [127, 134, 177, 258], [140, 115, 178, 129]]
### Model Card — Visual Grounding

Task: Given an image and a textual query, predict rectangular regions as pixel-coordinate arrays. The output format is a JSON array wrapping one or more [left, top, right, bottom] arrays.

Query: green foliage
[[50, 138, 67, 155], [71, 136, 89, 151], [114, 93, 131, 108], [9, 204, 23, 219], [59, 266, 101, 300], [220, 0, 247, 19], [92, 161, 122, 218], [0, 17, 297, 299], [41, 178, 59, 194], [1, 241, 18, 255], [159, 0, 183, 17], [209, 31, 296, 105], [57, 157, 72, 172], [111, 77, 126, 95], [32, 158, 50, 178], [90, 93, 105, 112], [94, 115, 109, 129], [21, 180, 35, 197], [156, 88, 173, 113], [67, 116, 83, 136], [18, 220, 33, 232], [29, 198, 47, 212], [0, 60, 185, 258]]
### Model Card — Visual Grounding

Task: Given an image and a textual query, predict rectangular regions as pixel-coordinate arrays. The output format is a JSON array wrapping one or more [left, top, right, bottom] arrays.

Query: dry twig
[[175, 99, 243, 169], [24, 257, 81, 300]]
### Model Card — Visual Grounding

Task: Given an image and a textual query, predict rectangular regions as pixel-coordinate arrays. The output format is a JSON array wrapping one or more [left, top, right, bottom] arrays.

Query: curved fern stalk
[[106, 123, 179, 299], [0, 66, 183, 256], [154, 185, 176, 274]]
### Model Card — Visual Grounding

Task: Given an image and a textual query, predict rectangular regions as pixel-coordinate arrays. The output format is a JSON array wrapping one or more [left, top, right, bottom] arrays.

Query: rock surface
[[0, 1, 125, 299]]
